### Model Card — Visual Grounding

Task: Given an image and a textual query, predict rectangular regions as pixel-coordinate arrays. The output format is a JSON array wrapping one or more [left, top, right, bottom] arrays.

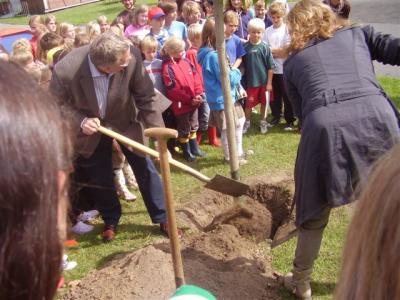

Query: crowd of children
[[0, 0, 302, 238]]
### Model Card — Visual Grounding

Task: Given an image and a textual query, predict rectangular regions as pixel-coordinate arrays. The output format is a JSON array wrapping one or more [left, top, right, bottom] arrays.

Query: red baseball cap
[[148, 6, 165, 20]]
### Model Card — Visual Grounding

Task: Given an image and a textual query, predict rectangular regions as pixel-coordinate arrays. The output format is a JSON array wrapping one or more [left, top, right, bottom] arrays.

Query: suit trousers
[[74, 135, 166, 226]]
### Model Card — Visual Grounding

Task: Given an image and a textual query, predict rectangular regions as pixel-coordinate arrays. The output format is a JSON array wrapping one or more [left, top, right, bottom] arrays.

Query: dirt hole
[[178, 178, 295, 242], [247, 183, 294, 238]]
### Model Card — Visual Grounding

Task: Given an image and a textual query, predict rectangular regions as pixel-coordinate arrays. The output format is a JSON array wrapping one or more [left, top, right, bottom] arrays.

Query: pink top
[[124, 24, 150, 40]]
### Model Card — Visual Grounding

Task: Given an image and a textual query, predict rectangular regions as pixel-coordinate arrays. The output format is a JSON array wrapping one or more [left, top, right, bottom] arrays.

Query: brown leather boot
[[102, 225, 117, 243]]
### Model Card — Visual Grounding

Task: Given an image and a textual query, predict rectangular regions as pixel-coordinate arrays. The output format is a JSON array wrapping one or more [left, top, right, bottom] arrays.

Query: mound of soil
[[62, 174, 295, 300]]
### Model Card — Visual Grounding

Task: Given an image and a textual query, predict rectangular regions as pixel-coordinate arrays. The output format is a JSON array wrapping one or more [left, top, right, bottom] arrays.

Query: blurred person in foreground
[[281, 0, 400, 298], [335, 144, 400, 299], [0, 61, 72, 300]]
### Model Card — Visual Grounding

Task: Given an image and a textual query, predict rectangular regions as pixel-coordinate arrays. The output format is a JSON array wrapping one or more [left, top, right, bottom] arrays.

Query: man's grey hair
[[89, 32, 130, 67]]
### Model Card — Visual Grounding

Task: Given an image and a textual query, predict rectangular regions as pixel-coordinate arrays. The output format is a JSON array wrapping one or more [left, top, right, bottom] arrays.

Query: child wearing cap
[[147, 6, 170, 57]]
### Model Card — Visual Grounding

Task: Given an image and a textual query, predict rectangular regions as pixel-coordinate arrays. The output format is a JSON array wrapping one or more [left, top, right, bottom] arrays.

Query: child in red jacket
[[162, 36, 205, 161]]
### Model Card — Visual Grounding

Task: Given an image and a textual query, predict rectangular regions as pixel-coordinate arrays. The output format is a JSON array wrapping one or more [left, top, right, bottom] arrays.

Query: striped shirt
[[88, 55, 113, 118]]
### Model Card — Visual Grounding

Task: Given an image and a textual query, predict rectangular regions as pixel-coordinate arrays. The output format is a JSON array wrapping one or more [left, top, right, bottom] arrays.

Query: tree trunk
[[214, 0, 240, 180]]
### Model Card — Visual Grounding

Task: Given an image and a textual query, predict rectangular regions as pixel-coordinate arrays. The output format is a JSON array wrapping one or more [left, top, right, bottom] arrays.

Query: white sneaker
[[246, 149, 255, 156], [243, 120, 251, 134], [62, 255, 78, 271], [72, 221, 94, 235], [238, 157, 248, 166], [77, 210, 99, 222], [260, 120, 268, 134]]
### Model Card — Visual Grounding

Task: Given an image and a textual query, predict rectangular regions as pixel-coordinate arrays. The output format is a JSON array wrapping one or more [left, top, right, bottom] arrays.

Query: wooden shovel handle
[[145, 127, 178, 140], [97, 126, 211, 183], [144, 128, 185, 288]]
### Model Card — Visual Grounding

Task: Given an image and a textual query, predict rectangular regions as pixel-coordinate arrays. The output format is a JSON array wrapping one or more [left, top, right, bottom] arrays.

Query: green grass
[[1, 0, 297, 25], [0, 0, 156, 25], [379, 76, 400, 107], [63, 77, 400, 300]]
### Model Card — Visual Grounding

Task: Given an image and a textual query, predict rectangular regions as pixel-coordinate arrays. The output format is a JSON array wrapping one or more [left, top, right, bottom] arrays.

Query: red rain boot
[[208, 127, 221, 147]]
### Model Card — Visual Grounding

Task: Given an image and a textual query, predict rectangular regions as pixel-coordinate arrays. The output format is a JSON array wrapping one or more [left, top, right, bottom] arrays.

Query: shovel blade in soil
[[204, 175, 250, 197], [271, 221, 298, 248]]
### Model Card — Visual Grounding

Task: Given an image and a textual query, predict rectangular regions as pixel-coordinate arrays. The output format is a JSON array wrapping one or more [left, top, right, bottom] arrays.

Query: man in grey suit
[[50, 32, 171, 242]]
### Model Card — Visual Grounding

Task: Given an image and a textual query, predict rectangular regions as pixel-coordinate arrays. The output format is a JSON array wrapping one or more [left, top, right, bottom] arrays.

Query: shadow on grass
[[244, 123, 300, 137], [74, 223, 160, 248], [312, 281, 337, 297], [277, 280, 336, 299]]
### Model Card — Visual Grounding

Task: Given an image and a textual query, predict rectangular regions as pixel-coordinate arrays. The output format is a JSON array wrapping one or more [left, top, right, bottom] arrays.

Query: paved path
[[350, 0, 400, 77]]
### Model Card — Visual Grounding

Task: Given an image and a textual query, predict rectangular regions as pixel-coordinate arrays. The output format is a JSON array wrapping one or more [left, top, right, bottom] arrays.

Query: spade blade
[[204, 174, 250, 197]]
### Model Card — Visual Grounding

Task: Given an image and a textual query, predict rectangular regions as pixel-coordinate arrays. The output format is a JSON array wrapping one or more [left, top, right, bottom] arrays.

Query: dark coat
[[50, 45, 165, 158], [284, 25, 400, 226]]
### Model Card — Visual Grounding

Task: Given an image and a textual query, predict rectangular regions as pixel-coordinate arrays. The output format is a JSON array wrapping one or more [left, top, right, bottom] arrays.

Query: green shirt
[[243, 41, 275, 88]]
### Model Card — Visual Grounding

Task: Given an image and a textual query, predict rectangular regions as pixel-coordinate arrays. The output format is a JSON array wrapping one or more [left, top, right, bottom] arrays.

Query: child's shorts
[[246, 86, 267, 108]]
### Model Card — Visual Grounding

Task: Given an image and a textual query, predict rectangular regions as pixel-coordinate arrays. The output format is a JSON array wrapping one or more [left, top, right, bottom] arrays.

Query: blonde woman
[[281, 0, 400, 298]]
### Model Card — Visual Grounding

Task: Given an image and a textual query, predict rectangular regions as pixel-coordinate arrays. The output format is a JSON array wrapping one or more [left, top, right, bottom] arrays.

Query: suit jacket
[[50, 45, 165, 158]]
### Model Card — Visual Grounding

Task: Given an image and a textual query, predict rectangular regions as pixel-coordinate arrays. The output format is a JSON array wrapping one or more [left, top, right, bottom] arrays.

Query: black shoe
[[269, 117, 280, 126], [167, 139, 177, 155], [180, 142, 196, 162], [189, 138, 206, 157]]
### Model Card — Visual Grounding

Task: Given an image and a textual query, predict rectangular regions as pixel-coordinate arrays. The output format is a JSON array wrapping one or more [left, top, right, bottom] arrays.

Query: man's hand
[[81, 118, 100, 135]]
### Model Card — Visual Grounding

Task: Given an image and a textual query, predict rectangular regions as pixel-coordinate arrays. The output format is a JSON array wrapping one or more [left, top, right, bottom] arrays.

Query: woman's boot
[[283, 270, 312, 300]]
